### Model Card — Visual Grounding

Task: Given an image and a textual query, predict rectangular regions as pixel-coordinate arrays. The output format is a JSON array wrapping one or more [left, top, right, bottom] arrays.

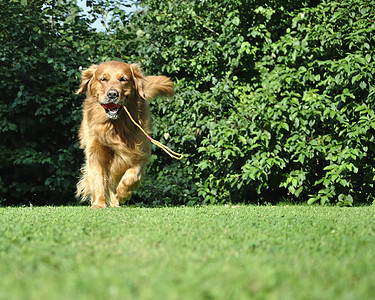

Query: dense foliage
[[123, 0, 375, 206], [1, 0, 374, 206], [0, 0, 97, 205]]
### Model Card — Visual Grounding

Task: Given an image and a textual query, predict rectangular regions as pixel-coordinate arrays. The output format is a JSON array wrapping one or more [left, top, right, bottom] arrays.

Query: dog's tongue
[[101, 103, 120, 110]]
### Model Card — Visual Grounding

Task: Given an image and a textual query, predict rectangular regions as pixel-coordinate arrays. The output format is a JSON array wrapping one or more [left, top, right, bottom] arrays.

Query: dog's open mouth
[[101, 103, 122, 119]]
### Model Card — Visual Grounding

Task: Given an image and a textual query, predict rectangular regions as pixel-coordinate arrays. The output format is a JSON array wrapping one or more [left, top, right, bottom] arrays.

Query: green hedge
[[122, 0, 375, 206], [244, 1, 375, 205], [1, 0, 374, 206], [0, 1, 96, 205]]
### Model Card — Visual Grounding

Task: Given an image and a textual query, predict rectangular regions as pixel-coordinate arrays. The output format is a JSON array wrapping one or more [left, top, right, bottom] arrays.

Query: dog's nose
[[107, 89, 119, 99]]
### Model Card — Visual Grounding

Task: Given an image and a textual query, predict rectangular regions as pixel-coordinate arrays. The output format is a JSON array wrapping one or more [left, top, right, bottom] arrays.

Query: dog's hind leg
[[76, 164, 90, 202], [77, 162, 106, 208]]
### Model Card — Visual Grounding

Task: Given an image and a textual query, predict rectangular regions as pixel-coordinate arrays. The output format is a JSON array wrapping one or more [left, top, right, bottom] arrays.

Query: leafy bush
[[1, 0, 374, 206], [0, 0, 99, 205], [246, 0, 375, 205], [118, 0, 374, 205]]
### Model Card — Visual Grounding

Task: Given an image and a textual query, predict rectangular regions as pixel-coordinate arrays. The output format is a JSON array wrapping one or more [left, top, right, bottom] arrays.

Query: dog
[[76, 61, 174, 208]]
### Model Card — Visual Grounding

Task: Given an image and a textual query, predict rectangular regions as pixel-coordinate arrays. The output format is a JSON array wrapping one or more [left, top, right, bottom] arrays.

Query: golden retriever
[[76, 61, 174, 208]]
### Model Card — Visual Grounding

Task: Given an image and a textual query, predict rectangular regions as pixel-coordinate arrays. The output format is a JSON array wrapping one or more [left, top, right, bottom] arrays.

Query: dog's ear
[[76, 64, 98, 95], [130, 64, 174, 100], [130, 64, 146, 99], [143, 76, 175, 100]]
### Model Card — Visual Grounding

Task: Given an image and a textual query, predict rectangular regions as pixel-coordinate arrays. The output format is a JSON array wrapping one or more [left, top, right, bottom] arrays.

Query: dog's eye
[[120, 77, 128, 82], [101, 78, 108, 82]]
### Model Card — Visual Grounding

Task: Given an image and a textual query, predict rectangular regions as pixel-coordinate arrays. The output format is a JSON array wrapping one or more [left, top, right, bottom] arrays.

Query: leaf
[[359, 81, 367, 90], [232, 16, 240, 26]]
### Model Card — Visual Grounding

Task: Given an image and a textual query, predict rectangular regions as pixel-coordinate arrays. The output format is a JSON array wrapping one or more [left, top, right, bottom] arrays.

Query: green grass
[[0, 206, 374, 300]]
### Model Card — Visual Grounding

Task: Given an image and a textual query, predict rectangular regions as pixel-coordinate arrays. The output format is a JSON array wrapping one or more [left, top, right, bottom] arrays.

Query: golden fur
[[76, 61, 174, 208]]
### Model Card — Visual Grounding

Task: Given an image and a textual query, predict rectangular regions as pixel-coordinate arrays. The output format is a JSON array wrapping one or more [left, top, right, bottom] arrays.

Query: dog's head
[[76, 61, 145, 119]]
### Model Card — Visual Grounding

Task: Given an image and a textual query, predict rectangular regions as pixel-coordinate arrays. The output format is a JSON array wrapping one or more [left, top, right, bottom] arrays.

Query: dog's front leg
[[109, 189, 120, 208], [86, 145, 111, 208], [87, 165, 107, 208], [116, 166, 143, 203]]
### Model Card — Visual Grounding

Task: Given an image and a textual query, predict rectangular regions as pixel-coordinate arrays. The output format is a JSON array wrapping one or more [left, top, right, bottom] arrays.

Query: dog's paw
[[123, 167, 142, 187], [92, 204, 106, 209], [91, 195, 106, 208], [116, 167, 142, 201], [109, 191, 121, 207], [116, 187, 134, 202]]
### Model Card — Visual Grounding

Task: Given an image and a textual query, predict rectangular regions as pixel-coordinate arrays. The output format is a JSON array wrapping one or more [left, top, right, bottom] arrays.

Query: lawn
[[0, 205, 374, 300]]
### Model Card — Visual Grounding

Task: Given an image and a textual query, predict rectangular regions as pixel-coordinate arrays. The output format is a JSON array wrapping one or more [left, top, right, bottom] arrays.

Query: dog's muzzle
[[100, 89, 123, 119], [101, 102, 122, 119]]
